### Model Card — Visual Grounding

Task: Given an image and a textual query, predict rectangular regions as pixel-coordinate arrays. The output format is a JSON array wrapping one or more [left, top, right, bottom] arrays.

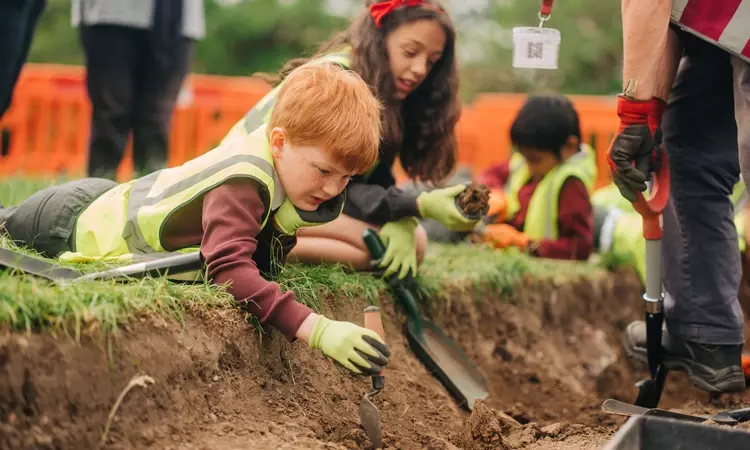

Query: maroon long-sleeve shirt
[[478, 161, 593, 261], [160, 179, 313, 341]]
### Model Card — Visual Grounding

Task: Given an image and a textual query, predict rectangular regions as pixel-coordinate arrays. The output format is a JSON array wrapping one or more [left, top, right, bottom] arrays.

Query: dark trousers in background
[[79, 25, 193, 179], [0, 0, 46, 119]]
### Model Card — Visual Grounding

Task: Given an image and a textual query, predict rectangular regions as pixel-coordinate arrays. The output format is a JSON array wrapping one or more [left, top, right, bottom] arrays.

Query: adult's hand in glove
[[308, 315, 391, 375], [606, 96, 666, 202], [480, 223, 529, 250], [417, 184, 479, 231], [378, 216, 419, 279]]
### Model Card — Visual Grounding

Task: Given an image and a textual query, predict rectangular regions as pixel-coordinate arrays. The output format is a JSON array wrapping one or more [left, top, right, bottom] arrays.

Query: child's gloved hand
[[378, 217, 419, 279], [417, 184, 479, 231], [308, 315, 391, 375], [487, 189, 507, 222], [480, 223, 529, 249]]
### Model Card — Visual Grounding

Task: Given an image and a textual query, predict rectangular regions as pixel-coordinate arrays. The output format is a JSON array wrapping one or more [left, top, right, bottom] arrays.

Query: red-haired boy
[[0, 62, 391, 376]]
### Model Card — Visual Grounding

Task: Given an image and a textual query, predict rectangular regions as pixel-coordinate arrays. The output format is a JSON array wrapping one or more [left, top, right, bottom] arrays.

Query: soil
[[456, 184, 491, 218], [3, 267, 750, 450]]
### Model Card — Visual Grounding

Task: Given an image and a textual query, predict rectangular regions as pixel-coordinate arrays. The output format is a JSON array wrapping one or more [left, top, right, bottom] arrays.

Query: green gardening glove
[[417, 184, 479, 232], [308, 315, 391, 375], [378, 216, 419, 279]]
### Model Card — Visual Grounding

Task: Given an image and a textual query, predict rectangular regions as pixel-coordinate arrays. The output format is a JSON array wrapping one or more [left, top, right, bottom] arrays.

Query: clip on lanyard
[[512, 0, 561, 70]]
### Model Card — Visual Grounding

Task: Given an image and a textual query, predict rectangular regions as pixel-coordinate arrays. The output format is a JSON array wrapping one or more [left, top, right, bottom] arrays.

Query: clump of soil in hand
[[456, 184, 491, 217]]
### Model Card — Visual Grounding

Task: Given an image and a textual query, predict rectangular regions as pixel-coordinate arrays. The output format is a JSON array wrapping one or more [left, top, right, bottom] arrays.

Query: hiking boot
[[622, 320, 746, 393]]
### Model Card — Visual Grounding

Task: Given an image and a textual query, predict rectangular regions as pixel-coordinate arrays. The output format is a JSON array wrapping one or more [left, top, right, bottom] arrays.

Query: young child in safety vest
[[0, 62, 392, 377], [476, 95, 595, 261], [221, 0, 479, 281]]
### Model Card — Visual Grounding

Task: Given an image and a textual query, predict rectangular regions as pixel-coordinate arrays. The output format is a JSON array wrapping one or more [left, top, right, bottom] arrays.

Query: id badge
[[512, 27, 561, 70]]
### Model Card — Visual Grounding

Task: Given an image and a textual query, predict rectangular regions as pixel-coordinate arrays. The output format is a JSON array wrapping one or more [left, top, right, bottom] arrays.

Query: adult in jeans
[[610, 0, 750, 393], [0, 0, 46, 119], [72, 0, 205, 178]]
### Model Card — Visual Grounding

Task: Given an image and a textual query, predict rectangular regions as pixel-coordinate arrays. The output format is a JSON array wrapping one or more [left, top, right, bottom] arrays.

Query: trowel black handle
[[362, 229, 422, 331], [363, 229, 387, 260], [364, 305, 386, 391]]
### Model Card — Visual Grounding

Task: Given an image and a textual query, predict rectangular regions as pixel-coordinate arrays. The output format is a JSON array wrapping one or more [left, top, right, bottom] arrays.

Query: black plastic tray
[[603, 415, 750, 450]]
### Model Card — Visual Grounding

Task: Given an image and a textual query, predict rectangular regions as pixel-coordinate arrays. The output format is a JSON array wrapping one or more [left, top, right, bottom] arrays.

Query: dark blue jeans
[[662, 33, 750, 345], [0, 0, 46, 118]]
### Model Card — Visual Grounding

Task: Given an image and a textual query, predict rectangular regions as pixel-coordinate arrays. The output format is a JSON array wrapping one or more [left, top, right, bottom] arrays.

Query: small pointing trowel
[[359, 305, 385, 450]]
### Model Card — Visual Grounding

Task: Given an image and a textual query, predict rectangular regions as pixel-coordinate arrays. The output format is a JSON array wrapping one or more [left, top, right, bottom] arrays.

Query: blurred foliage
[[27, 0, 625, 101]]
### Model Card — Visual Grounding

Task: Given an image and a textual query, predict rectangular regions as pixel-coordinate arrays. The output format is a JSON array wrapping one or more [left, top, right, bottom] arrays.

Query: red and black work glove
[[606, 96, 666, 202]]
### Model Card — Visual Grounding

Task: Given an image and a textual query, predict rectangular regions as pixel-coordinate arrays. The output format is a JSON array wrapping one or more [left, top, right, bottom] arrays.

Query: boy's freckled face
[[270, 129, 353, 211], [385, 19, 446, 100]]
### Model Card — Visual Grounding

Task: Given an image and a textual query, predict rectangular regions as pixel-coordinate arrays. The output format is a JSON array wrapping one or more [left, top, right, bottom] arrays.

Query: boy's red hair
[[268, 62, 382, 174]]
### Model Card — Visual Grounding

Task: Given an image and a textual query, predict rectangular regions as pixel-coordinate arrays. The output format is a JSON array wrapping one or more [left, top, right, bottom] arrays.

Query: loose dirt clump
[[458, 400, 508, 449], [456, 184, 490, 217]]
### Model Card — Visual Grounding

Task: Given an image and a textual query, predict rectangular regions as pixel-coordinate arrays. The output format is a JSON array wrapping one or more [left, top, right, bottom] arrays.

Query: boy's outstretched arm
[[201, 180, 313, 341], [201, 180, 390, 375]]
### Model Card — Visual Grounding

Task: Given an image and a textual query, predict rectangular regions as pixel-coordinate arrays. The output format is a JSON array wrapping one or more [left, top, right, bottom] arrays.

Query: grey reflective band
[[122, 154, 275, 254]]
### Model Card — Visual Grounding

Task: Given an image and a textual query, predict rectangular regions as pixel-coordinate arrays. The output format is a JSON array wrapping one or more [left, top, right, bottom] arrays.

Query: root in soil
[[456, 184, 490, 217]]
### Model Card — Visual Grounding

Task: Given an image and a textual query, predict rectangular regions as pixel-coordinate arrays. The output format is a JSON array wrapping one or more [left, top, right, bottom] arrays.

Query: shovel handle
[[364, 306, 386, 387], [633, 146, 670, 241]]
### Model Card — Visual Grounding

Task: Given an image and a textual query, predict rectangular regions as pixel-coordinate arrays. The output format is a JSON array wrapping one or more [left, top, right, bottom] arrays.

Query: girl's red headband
[[368, 0, 442, 28]]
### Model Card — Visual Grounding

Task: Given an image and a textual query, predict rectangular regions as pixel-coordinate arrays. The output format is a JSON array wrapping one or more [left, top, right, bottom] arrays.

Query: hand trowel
[[359, 305, 385, 449]]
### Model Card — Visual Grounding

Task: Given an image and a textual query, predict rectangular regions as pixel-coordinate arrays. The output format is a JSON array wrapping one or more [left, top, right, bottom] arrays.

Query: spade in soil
[[631, 147, 670, 409], [363, 229, 489, 411], [359, 305, 386, 449]]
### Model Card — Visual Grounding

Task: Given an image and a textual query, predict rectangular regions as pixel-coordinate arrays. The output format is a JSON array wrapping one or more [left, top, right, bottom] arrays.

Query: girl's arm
[[344, 163, 421, 225]]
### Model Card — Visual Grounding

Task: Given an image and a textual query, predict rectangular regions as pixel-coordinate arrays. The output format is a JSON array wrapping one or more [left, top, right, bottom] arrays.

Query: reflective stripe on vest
[[671, 0, 750, 63], [73, 125, 277, 258], [242, 50, 353, 134]]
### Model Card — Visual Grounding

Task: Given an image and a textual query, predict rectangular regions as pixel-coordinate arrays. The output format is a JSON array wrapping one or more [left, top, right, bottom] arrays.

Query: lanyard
[[539, 0, 553, 27]]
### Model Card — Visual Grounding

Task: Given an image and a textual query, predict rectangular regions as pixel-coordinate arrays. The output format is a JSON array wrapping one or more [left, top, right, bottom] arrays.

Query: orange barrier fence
[[0, 64, 619, 188]]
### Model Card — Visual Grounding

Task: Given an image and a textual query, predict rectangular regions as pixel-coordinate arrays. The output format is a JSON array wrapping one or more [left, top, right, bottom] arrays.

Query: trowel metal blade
[[359, 395, 382, 449]]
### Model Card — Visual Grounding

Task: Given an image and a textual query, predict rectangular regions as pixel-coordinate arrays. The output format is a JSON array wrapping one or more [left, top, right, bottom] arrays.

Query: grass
[[0, 177, 613, 335]]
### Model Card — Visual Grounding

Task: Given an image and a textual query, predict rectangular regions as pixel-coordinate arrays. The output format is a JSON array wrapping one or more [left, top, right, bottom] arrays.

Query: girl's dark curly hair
[[267, 0, 460, 184]]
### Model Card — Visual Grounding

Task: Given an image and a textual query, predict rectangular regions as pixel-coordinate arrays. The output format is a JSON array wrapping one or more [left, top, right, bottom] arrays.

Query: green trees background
[[28, 0, 625, 101]]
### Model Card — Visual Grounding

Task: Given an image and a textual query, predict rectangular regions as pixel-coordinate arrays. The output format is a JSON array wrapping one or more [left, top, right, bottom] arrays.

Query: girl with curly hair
[[223, 0, 479, 279]]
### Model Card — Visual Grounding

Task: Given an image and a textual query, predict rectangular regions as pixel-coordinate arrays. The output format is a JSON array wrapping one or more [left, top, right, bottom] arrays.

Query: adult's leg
[[289, 215, 428, 270], [661, 36, 742, 346], [733, 56, 750, 187], [626, 35, 745, 392], [79, 25, 140, 179], [131, 34, 193, 176], [0, 0, 46, 118]]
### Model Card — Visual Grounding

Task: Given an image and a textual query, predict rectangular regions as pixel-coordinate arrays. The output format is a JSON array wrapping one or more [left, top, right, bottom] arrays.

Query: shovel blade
[[406, 320, 488, 411], [359, 396, 382, 449], [0, 247, 81, 281], [634, 364, 667, 408]]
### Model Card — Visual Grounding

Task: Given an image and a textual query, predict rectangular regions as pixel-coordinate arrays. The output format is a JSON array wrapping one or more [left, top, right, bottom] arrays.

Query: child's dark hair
[[264, 0, 459, 184], [510, 95, 581, 159]]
